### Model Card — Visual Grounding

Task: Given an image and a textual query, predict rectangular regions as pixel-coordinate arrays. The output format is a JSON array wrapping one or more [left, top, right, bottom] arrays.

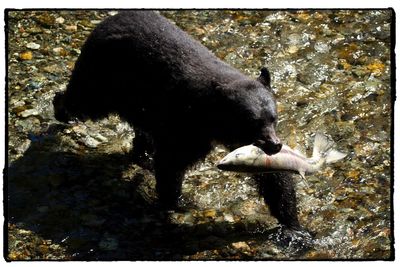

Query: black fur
[[54, 11, 300, 229]]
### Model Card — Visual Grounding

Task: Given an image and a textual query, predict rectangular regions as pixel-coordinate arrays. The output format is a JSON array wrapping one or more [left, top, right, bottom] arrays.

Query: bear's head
[[53, 87, 111, 123], [213, 67, 282, 155]]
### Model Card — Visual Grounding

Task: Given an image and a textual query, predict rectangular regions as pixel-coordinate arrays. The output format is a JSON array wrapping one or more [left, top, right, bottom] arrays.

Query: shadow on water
[[7, 124, 310, 260]]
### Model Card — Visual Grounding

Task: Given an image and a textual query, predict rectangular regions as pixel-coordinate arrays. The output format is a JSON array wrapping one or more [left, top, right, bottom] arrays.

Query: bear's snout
[[254, 127, 282, 155], [254, 138, 282, 155]]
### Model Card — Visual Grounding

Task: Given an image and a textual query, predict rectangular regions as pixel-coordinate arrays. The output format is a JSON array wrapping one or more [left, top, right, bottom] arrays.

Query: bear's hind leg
[[153, 138, 212, 210], [153, 146, 188, 210]]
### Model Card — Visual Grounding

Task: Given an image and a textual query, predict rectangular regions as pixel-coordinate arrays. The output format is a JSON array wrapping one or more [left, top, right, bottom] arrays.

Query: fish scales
[[265, 145, 312, 173]]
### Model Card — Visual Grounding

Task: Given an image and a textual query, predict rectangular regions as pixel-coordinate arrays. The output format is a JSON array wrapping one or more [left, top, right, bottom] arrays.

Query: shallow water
[[6, 10, 393, 260]]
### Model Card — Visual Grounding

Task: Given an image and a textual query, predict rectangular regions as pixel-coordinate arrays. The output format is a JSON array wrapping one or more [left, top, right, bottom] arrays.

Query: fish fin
[[299, 170, 310, 189], [312, 132, 332, 160], [326, 149, 347, 164]]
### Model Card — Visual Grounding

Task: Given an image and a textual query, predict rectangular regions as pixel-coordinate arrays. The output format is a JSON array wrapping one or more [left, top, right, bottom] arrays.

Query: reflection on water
[[7, 10, 393, 260]]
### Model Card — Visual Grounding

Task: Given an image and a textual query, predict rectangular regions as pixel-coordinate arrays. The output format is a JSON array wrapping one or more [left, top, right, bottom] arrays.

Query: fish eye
[[235, 153, 245, 158]]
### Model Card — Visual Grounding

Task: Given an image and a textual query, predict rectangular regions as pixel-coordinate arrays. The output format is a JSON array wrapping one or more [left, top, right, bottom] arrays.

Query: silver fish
[[217, 133, 346, 180]]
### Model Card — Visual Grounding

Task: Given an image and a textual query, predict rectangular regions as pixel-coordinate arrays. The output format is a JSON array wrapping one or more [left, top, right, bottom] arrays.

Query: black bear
[[54, 11, 301, 231]]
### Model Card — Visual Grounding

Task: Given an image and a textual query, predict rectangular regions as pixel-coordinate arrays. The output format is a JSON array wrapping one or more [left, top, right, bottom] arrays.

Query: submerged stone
[[18, 108, 39, 118], [19, 51, 33, 60], [26, 42, 41, 50]]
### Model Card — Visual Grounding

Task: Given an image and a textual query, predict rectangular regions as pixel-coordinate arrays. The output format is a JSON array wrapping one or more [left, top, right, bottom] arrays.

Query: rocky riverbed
[[6, 10, 393, 260]]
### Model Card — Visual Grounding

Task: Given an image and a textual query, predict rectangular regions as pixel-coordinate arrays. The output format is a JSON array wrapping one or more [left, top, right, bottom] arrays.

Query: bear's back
[[78, 11, 242, 88]]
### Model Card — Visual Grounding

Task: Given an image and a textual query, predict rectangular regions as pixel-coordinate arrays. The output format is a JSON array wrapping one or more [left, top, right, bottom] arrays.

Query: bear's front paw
[[269, 225, 314, 253]]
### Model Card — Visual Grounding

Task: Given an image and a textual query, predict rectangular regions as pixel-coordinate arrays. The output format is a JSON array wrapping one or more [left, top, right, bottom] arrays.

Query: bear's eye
[[254, 118, 265, 129], [267, 115, 276, 124]]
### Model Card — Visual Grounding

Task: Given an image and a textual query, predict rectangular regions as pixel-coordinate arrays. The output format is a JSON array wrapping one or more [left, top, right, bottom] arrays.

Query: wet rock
[[79, 19, 95, 29], [296, 72, 313, 85], [203, 209, 217, 219], [296, 100, 308, 107], [261, 246, 280, 256], [55, 17, 65, 24], [81, 135, 103, 148], [71, 124, 87, 135], [18, 108, 39, 118], [287, 45, 299, 54], [314, 42, 330, 53], [237, 200, 258, 216], [230, 241, 253, 255], [52, 47, 67, 56], [10, 99, 26, 107], [91, 20, 102, 25], [231, 241, 250, 250], [287, 33, 302, 45], [352, 66, 370, 78], [15, 139, 31, 155], [14, 117, 40, 132], [12, 105, 27, 115], [25, 79, 43, 90], [108, 11, 119, 16], [64, 25, 78, 32], [340, 113, 355, 121], [91, 132, 108, 143], [25, 26, 43, 34], [35, 14, 56, 28], [223, 213, 235, 223], [19, 51, 32, 60], [305, 250, 335, 259], [366, 59, 385, 76], [43, 64, 64, 74], [182, 212, 195, 225], [8, 224, 68, 260], [70, 48, 81, 56], [26, 42, 40, 50]]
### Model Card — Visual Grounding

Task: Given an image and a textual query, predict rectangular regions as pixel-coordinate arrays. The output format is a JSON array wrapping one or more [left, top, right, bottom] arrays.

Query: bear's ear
[[257, 67, 271, 88]]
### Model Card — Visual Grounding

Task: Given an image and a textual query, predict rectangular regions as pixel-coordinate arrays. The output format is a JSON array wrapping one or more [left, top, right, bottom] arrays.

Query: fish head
[[217, 145, 264, 171]]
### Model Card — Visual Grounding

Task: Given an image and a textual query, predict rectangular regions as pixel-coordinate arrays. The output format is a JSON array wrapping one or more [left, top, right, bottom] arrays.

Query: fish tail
[[312, 132, 347, 164], [325, 149, 347, 164], [312, 132, 332, 160]]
